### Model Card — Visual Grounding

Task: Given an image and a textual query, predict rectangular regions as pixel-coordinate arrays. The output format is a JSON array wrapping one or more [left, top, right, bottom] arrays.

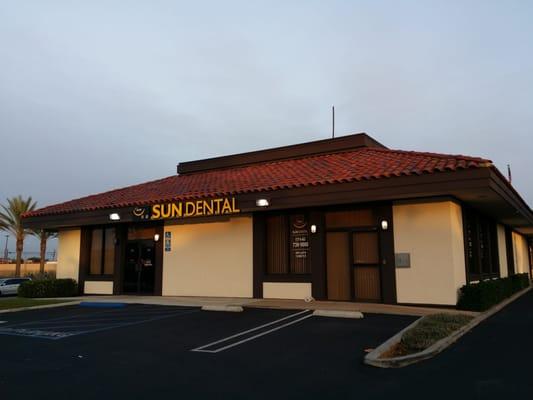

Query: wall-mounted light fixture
[[154, 234, 160, 242], [109, 213, 121, 221], [310, 224, 317, 234], [256, 198, 270, 207], [381, 220, 389, 230]]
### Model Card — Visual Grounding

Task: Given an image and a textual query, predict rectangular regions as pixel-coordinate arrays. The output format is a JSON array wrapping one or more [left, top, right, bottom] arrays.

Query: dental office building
[[23, 133, 533, 306]]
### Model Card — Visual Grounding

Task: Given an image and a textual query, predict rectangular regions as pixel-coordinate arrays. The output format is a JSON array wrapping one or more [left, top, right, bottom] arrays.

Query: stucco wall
[[84, 281, 113, 294], [497, 224, 508, 278], [513, 232, 530, 274], [393, 201, 466, 305], [263, 282, 312, 300], [57, 229, 81, 281], [162, 217, 253, 297]]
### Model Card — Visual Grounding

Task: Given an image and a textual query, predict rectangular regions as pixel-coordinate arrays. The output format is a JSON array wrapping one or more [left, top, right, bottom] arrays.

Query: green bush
[[18, 279, 78, 298], [457, 273, 530, 311], [401, 313, 474, 352]]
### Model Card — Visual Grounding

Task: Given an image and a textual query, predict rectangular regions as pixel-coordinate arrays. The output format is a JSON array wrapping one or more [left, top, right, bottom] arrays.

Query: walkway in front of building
[[46, 295, 478, 317]]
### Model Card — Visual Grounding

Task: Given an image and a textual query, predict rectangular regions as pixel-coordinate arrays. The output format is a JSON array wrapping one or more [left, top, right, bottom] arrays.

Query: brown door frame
[[326, 226, 382, 302], [322, 202, 397, 304], [350, 228, 382, 302]]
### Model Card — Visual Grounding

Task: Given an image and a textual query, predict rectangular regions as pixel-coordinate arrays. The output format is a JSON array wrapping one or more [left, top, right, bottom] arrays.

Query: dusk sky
[[1, 0, 532, 255]]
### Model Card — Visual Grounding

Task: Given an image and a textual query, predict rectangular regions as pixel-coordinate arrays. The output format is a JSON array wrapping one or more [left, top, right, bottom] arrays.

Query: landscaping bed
[[0, 298, 74, 311], [379, 313, 474, 358]]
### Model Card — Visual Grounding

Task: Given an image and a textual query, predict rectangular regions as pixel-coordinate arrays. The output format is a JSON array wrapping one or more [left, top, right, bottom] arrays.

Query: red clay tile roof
[[24, 147, 491, 218]]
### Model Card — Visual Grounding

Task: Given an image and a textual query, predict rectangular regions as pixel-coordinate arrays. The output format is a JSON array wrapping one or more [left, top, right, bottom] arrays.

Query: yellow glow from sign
[[150, 197, 240, 220]]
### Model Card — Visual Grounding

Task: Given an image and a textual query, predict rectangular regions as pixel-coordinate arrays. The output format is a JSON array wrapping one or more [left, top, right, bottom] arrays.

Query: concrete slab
[[201, 305, 244, 312], [248, 299, 478, 317], [313, 310, 364, 319], [42, 295, 479, 317]]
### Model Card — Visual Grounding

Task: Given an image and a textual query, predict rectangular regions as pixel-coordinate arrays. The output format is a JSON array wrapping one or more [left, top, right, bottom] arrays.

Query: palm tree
[[0, 196, 37, 276], [31, 229, 57, 274]]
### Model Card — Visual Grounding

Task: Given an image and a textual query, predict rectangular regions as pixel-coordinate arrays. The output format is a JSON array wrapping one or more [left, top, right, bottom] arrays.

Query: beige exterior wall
[[57, 229, 81, 281], [162, 217, 253, 297], [512, 232, 530, 274], [497, 224, 508, 278], [84, 281, 114, 294], [262, 282, 312, 300], [393, 201, 466, 305]]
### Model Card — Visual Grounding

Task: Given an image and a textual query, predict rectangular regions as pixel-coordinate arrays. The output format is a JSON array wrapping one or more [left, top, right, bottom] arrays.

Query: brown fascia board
[[23, 168, 490, 230], [176, 132, 387, 174], [488, 167, 533, 225]]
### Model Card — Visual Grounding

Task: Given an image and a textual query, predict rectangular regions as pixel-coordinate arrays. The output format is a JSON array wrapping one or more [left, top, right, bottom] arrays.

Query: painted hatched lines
[[0, 306, 200, 340], [191, 310, 313, 353]]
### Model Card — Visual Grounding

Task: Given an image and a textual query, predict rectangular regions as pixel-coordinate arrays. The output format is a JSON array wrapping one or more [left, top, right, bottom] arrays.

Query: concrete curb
[[0, 300, 80, 315], [201, 305, 244, 312], [365, 286, 532, 368], [313, 310, 364, 319]]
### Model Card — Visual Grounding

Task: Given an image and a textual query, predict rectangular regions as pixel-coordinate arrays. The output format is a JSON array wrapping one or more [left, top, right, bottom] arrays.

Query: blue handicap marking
[[0, 327, 78, 340]]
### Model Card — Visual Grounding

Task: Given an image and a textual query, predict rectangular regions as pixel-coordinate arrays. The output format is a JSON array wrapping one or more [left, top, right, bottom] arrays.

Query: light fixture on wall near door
[[310, 224, 317, 234], [256, 198, 270, 207], [109, 213, 121, 221], [154, 234, 160, 242], [381, 220, 389, 230]]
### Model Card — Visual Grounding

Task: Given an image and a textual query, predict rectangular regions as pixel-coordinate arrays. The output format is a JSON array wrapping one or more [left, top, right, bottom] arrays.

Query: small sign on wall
[[164, 232, 171, 252], [395, 253, 411, 268]]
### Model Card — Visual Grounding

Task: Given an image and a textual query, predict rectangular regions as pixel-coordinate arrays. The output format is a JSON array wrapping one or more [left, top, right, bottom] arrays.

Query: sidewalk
[[43, 295, 478, 317]]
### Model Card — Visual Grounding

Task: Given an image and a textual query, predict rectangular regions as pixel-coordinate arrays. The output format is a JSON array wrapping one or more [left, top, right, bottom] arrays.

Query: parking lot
[[0, 303, 415, 399], [1, 294, 533, 399]]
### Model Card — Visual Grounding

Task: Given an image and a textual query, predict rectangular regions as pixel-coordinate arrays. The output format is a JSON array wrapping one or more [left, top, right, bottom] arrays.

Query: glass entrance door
[[124, 240, 155, 294]]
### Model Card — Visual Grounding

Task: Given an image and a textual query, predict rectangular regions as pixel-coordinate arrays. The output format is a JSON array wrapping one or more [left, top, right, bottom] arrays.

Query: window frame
[[88, 226, 116, 277], [264, 211, 312, 278], [463, 207, 500, 282]]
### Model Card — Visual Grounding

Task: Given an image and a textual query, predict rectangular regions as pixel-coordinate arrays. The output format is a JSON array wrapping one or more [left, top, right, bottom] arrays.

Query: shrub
[[457, 273, 530, 311], [400, 313, 474, 353], [18, 279, 78, 298]]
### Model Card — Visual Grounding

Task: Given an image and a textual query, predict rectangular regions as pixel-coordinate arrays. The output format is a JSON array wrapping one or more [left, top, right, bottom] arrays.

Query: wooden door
[[352, 231, 381, 301], [326, 232, 351, 301]]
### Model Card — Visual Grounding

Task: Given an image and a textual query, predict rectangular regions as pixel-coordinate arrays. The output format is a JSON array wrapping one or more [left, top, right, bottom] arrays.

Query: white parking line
[[191, 310, 312, 353], [0, 321, 6, 324]]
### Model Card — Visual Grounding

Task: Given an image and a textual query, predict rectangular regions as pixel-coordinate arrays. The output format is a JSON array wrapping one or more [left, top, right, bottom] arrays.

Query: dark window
[[464, 208, 499, 281], [266, 213, 310, 275], [89, 228, 115, 276]]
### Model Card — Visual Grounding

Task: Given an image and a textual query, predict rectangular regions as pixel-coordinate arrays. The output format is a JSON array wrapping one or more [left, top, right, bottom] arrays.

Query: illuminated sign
[[132, 197, 240, 221]]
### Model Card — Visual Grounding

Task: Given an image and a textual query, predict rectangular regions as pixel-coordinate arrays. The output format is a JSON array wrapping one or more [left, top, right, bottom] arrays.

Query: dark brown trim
[[396, 302, 457, 309], [78, 227, 91, 294], [262, 275, 312, 282], [309, 211, 326, 300], [83, 275, 115, 281], [252, 214, 265, 298], [489, 167, 533, 223], [154, 224, 164, 296], [177, 133, 386, 174], [113, 224, 127, 294], [375, 204, 397, 304]]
